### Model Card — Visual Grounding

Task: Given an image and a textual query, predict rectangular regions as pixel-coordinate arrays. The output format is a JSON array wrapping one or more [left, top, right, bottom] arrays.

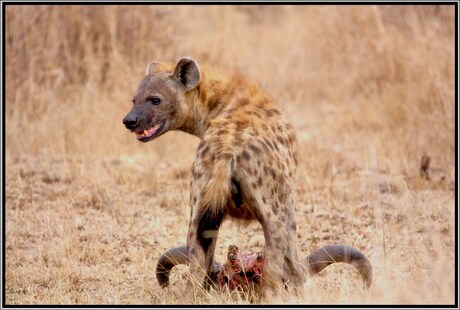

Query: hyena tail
[[200, 158, 233, 214]]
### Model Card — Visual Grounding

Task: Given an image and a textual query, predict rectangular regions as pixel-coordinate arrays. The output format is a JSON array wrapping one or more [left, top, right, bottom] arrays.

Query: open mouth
[[135, 120, 166, 142]]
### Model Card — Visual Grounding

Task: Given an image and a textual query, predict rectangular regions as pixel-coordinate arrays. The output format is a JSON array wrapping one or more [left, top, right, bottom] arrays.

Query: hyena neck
[[179, 70, 248, 138]]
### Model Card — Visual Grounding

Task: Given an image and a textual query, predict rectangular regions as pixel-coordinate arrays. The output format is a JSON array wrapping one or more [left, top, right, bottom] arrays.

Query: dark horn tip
[[306, 244, 373, 289], [155, 246, 189, 288], [155, 245, 223, 288]]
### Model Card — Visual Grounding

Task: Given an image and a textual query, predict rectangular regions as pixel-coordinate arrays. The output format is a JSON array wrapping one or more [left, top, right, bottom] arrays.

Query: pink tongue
[[147, 122, 161, 136], [138, 122, 162, 138]]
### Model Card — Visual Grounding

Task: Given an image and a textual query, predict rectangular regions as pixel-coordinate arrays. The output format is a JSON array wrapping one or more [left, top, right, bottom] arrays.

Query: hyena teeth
[[144, 130, 148, 135]]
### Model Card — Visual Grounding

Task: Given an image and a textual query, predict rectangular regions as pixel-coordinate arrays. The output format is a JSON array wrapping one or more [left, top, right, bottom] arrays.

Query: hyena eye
[[148, 97, 161, 105]]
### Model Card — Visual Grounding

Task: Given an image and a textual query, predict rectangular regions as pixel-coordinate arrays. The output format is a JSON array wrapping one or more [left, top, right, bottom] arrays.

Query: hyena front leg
[[185, 205, 223, 294]]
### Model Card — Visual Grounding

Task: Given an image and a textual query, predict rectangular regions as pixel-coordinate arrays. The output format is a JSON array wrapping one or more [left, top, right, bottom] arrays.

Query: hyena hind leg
[[257, 208, 289, 296], [282, 209, 305, 293]]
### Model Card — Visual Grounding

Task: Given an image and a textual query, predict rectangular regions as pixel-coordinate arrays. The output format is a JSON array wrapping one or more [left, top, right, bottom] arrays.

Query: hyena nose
[[123, 115, 139, 130]]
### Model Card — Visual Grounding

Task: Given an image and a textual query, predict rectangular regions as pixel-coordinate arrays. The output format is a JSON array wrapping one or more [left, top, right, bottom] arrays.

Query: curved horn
[[156, 246, 222, 288], [156, 246, 190, 287], [305, 244, 373, 288]]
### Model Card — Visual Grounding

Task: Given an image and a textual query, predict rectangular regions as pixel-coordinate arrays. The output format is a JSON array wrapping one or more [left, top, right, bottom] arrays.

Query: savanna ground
[[4, 4, 456, 305]]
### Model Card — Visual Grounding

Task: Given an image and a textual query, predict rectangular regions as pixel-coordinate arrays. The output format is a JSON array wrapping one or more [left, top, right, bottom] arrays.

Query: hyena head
[[122, 57, 200, 142]]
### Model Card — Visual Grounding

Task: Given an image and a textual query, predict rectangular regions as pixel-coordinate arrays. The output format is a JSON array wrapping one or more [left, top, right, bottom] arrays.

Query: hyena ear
[[172, 58, 200, 91], [146, 62, 159, 75]]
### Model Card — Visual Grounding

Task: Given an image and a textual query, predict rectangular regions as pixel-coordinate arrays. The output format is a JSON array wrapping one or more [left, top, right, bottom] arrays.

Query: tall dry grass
[[5, 4, 456, 305]]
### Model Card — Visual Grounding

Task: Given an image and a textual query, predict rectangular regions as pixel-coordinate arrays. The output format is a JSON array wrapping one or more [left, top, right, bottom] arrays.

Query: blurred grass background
[[6, 5, 454, 168], [5, 4, 456, 305]]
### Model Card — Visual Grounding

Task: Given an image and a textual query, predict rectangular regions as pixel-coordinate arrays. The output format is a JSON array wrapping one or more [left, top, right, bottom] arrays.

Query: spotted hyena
[[122, 58, 304, 295]]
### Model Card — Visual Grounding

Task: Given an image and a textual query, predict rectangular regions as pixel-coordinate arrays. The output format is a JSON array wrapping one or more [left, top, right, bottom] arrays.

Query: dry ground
[[4, 5, 456, 305]]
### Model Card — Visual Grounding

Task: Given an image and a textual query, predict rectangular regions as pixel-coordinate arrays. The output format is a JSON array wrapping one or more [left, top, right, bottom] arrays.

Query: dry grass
[[4, 4, 456, 305]]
